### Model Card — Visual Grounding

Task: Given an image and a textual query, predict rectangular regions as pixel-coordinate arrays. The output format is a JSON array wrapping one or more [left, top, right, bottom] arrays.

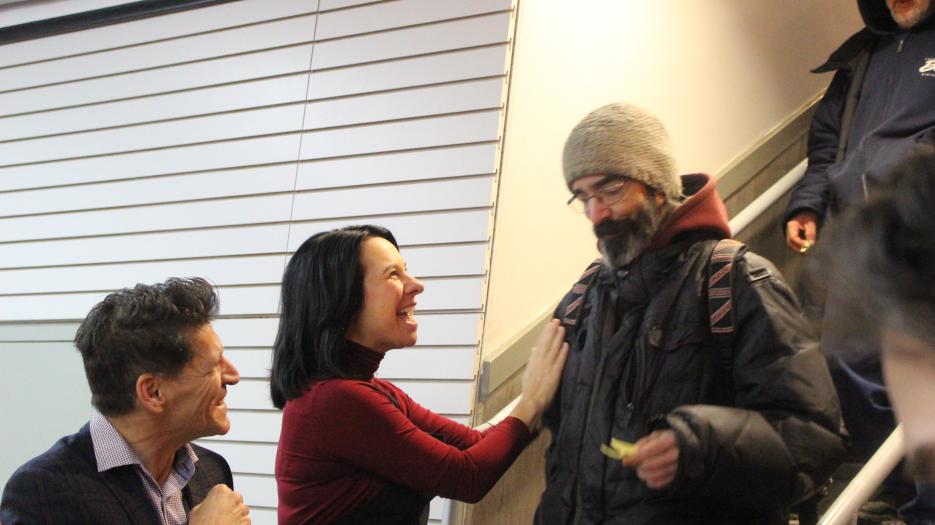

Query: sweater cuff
[[498, 416, 535, 444]]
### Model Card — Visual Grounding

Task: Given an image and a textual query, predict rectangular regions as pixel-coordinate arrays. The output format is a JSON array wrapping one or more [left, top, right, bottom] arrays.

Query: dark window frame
[[0, 0, 238, 46]]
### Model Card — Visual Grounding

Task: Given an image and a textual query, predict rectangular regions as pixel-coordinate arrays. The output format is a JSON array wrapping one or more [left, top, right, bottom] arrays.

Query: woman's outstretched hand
[[511, 319, 569, 433]]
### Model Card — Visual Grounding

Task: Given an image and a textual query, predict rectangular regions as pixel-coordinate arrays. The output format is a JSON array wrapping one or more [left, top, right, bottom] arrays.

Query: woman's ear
[[135, 374, 166, 414]]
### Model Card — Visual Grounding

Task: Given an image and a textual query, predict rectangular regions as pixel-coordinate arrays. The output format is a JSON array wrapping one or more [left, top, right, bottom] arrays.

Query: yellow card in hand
[[600, 438, 637, 460]]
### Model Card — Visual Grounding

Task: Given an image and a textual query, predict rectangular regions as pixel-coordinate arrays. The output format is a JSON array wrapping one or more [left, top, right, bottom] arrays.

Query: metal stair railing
[[818, 425, 906, 525], [730, 158, 806, 235]]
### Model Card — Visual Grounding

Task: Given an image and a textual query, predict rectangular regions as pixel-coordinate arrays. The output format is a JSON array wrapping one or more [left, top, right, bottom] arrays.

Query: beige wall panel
[[0, 46, 507, 142], [1, 79, 500, 165], [400, 244, 488, 278], [306, 45, 508, 100], [218, 412, 283, 443], [319, 0, 379, 10], [0, 165, 297, 217], [303, 78, 503, 130], [0, 322, 79, 342], [0, 194, 294, 242], [286, 210, 491, 251], [0, 75, 310, 142], [315, 0, 510, 40], [195, 441, 278, 475], [0, 0, 316, 68], [234, 475, 276, 508], [299, 111, 500, 160], [296, 143, 497, 189], [0, 45, 314, 116], [0, 15, 318, 92], [311, 12, 510, 70], [0, 224, 291, 269], [291, 177, 493, 221], [0, 134, 302, 191], [378, 347, 479, 380], [0, 105, 306, 165], [0, 257, 285, 294]]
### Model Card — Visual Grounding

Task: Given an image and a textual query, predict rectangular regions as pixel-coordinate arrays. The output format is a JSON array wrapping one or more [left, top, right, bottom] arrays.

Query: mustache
[[594, 218, 639, 239], [593, 213, 653, 239]]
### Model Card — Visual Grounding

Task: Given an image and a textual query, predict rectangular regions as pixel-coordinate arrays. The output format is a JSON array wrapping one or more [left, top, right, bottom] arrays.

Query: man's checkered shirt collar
[[89, 412, 198, 473]]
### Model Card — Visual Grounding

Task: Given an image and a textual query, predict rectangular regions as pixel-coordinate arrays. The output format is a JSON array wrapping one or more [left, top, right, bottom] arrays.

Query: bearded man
[[534, 103, 844, 525]]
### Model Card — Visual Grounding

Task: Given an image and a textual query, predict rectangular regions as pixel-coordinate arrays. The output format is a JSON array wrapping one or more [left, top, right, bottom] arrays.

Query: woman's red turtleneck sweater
[[275, 342, 533, 524]]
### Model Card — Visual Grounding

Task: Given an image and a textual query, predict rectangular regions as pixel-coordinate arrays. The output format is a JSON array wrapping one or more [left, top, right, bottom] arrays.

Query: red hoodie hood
[[648, 173, 731, 249]]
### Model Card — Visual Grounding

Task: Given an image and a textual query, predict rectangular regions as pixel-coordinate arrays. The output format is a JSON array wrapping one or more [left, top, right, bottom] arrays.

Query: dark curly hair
[[74, 277, 219, 416]]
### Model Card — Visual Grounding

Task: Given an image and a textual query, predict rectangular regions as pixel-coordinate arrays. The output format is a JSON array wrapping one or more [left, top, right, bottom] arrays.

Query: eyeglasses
[[566, 177, 633, 213]]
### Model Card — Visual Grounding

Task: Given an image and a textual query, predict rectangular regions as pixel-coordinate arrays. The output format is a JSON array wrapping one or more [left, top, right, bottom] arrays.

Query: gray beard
[[594, 200, 664, 268]]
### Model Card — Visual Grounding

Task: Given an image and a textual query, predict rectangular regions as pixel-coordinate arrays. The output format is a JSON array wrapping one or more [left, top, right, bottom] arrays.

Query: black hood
[[858, 0, 935, 34]]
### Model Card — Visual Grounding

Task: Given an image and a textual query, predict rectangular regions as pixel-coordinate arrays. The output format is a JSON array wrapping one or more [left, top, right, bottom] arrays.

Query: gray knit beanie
[[562, 103, 682, 204]]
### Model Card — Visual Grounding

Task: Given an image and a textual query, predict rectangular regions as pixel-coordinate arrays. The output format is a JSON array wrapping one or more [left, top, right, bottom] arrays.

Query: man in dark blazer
[[0, 278, 250, 524]]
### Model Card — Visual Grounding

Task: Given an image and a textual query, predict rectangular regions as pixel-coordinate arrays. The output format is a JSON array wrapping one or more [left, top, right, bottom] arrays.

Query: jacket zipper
[[573, 345, 608, 525], [572, 293, 615, 525], [869, 33, 909, 198]]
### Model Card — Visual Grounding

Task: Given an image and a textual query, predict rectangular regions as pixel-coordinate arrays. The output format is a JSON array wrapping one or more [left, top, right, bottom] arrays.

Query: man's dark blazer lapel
[[74, 424, 162, 525], [98, 466, 162, 524], [185, 467, 213, 508], [186, 443, 235, 508]]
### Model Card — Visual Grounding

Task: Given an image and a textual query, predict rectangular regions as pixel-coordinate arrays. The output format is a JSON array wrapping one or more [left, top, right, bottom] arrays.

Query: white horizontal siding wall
[[0, 1, 516, 523]]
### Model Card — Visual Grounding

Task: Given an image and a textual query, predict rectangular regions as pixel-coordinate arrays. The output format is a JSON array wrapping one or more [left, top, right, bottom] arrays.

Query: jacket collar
[[74, 423, 162, 525]]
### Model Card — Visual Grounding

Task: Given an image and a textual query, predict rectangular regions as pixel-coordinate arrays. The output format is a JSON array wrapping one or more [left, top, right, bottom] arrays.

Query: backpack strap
[[708, 239, 747, 336], [708, 239, 777, 398], [560, 259, 602, 332], [707, 239, 749, 389]]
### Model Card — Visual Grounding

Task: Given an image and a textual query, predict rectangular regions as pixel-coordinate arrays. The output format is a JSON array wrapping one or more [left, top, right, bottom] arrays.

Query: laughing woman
[[271, 225, 568, 525]]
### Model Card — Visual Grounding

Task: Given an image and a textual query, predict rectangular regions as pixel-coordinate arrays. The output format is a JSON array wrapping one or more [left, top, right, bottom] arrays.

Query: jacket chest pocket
[[644, 313, 713, 410]]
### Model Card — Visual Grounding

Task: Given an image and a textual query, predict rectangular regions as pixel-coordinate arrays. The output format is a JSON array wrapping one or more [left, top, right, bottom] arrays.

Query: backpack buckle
[[746, 266, 771, 284]]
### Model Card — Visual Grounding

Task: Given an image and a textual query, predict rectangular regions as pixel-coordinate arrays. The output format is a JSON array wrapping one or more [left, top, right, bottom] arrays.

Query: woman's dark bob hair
[[270, 224, 398, 409]]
